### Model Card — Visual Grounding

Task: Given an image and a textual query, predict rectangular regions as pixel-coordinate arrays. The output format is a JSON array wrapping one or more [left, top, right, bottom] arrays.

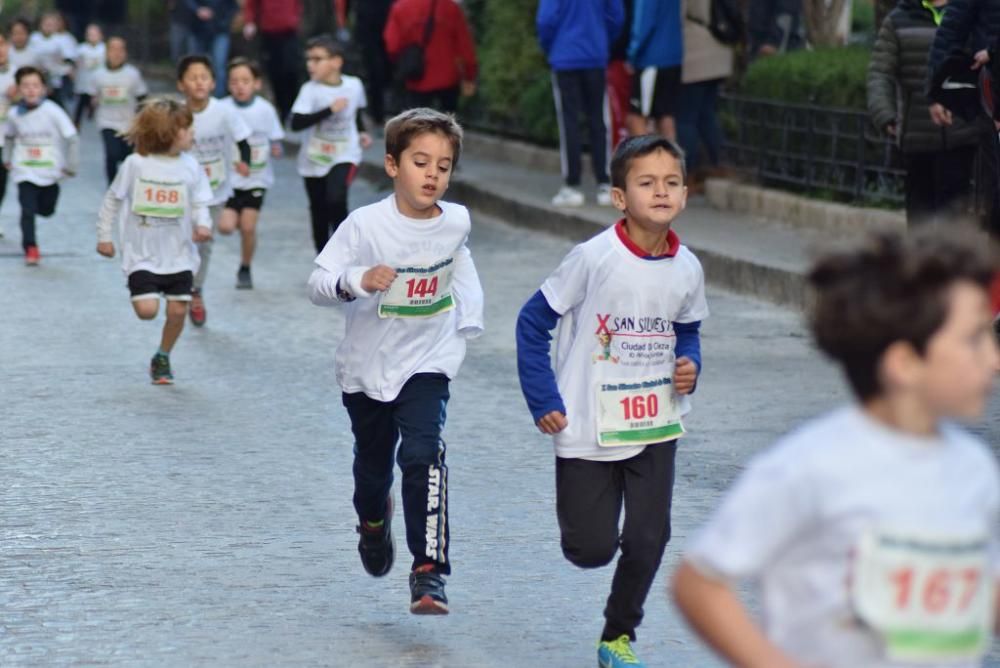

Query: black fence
[[719, 93, 906, 205]]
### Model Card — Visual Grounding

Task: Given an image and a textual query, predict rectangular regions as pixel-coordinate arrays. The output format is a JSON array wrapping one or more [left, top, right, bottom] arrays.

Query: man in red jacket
[[243, 0, 345, 122], [383, 0, 477, 114]]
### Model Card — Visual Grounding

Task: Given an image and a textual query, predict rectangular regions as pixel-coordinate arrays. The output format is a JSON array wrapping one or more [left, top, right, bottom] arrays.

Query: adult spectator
[[748, 0, 805, 57], [869, 0, 980, 226], [169, 0, 195, 64], [187, 0, 238, 96], [677, 0, 734, 189], [354, 0, 394, 126], [243, 0, 307, 122], [56, 0, 91, 41], [383, 0, 478, 114], [607, 0, 634, 149], [536, 0, 624, 208], [928, 0, 1000, 233], [627, 0, 682, 139]]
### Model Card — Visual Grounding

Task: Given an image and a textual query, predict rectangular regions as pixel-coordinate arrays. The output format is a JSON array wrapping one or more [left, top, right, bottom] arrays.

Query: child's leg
[[160, 298, 189, 353], [555, 456, 623, 573], [603, 440, 678, 641], [218, 203, 239, 235], [17, 182, 39, 250], [192, 206, 220, 293], [342, 390, 399, 525], [101, 129, 118, 185], [110, 132, 132, 184], [325, 163, 356, 239], [74, 93, 91, 126], [304, 176, 329, 253], [36, 184, 60, 217], [392, 373, 452, 574], [130, 298, 159, 320], [238, 207, 260, 267], [0, 154, 9, 212]]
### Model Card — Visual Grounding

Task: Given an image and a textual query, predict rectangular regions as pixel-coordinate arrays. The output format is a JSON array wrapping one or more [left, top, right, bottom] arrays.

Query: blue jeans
[[676, 79, 724, 172], [343, 373, 452, 574], [188, 31, 230, 97]]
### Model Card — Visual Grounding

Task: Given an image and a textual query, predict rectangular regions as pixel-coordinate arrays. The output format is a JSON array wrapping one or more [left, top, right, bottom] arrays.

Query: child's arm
[[64, 134, 79, 176], [289, 107, 333, 132], [451, 243, 484, 338], [867, 17, 901, 137], [96, 170, 126, 257], [673, 320, 701, 395], [308, 217, 396, 306], [516, 290, 568, 433], [673, 562, 801, 668]]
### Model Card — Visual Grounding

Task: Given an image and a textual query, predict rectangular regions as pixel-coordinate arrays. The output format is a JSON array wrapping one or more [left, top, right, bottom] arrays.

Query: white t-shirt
[[291, 76, 366, 177], [75, 41, 106, 94], [97, 153, 214, 276], [219, 95, 284, 190], [7, 99, 77, 186], [29, 31, 76, 86], [88, 64, 147, 133], [540, 223, 709, 461], [190, 97, 252, 206], [687, 406, 1000, 668], [0, 67, 17, 139], [9, 45, 38, 72], [308, 194, 485, 402]]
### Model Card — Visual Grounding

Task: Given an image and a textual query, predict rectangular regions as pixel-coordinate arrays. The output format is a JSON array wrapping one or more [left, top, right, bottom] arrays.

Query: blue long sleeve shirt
[[515, 290, 701, 423], [536, 0, 625, 71]]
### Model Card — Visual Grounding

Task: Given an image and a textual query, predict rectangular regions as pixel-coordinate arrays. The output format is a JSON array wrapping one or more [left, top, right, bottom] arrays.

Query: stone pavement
[[2, 125, 1000, 666]]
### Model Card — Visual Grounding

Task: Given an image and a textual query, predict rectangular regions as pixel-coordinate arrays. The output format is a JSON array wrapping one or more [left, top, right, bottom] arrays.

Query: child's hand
[[359, 132, 373, 149], [330, 97, 349, 113], [270, 141, 283, 158], [673, 356, 698, 395], [96, 241, 115, 258], [235, 161, 250, 177], [536, 410, 568, 435], [62, 169, 76, 177], [361, 264, 397, 292], [192, 226, 213, 242]]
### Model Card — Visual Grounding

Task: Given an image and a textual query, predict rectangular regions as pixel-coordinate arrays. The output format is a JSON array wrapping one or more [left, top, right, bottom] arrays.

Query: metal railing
[[719, 93, 906, 205]]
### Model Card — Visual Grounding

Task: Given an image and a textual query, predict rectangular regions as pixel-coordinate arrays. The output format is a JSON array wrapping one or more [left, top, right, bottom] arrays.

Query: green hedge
[[738, 46, 870, 109]]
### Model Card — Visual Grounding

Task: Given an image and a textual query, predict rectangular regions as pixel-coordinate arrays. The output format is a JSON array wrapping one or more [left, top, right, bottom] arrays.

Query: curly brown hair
[[808, 226, 998, 401], [124, 97, 193, 156]]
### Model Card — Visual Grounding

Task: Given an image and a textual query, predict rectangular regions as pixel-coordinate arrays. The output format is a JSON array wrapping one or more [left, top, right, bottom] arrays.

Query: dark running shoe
[[236, 266, 252, 290], [150, 352, 174, 385], [409, 564, 448, 615], [356, 495, 394, 577]]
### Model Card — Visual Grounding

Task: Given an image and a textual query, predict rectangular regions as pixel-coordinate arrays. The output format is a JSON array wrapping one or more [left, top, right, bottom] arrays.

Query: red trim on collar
[[615, 219, 680, 259]]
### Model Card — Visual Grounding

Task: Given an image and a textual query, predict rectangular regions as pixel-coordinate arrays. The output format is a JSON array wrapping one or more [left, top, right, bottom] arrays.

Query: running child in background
[[176, 54, 252, 326], [96, 98, 214, 385], [73, 23, 105, 128], [307, 108, 484, 615], [88, 36, 147, 184], [673, 227, 1000, 668], [516, 135, 707, 668], [4, 65, 77, 265], [219, 57, 284, 290], [0, 34, 18, 239], [290, 35, 370, 254], [29, 12, 76, 107], [8, 19, 37, 72]]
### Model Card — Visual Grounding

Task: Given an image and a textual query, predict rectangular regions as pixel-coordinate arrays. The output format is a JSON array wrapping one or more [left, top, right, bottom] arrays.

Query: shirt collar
[[614, 219, 680, 259]]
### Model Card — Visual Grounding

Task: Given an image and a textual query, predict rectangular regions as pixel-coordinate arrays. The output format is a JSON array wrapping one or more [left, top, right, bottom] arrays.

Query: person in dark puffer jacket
[[869, 0, 983, 225]]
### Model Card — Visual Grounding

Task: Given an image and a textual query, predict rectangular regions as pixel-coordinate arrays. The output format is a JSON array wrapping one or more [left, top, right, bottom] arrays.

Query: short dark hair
[[385, 107, 463, 168], [226, 57, 261, 79], [7, 17, 32, 35], [177, 54, 213, 81], [610, 134, 687, 188], [305, 34, 344, 59], [15, 65, 44, 85], [808, 226, 998, 401]]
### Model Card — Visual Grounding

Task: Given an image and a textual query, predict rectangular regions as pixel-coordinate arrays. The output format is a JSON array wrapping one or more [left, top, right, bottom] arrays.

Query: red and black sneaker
[[189, 290, 207, 327], [409, 564, 449, 615], [24, 246, 39, 266], [356, 495, 395, 577]]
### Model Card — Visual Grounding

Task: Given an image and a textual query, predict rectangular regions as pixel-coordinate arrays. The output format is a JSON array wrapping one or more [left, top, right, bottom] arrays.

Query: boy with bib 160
[[673, 227, 1000, 668], [516, 134, 708, 668], [308, 108, 484, 615]]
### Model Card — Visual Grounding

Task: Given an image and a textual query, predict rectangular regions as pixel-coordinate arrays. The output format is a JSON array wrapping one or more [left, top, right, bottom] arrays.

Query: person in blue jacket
[[537, 0, 625, 208], [627, 0, 683, 140]]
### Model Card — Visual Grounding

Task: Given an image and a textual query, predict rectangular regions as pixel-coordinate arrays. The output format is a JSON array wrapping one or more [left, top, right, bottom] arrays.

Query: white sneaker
[[596, 184, 613, 206], [551, 186, 584, 207]]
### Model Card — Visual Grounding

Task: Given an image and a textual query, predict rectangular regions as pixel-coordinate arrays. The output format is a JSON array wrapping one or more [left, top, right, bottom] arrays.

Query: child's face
[[904, 281, 999, 419], [85, 25, 102, 44], [0, 37, 10, 64], [106, 39, 127, 68], [178, 63, 214, 103], [385, 131, 454, 215], [18, 73, 45, 104], [612, 149, 687, 229], [227, 65, 260, 102], [40, 15, 57, 36], [10, 25, 28, 49], [173, 125, 195, 153], [306, 47, 342, 82]]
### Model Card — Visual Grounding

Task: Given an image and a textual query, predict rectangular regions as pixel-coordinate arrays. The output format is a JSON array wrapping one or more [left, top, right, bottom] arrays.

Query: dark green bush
[[738, 46, 870, 109]]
